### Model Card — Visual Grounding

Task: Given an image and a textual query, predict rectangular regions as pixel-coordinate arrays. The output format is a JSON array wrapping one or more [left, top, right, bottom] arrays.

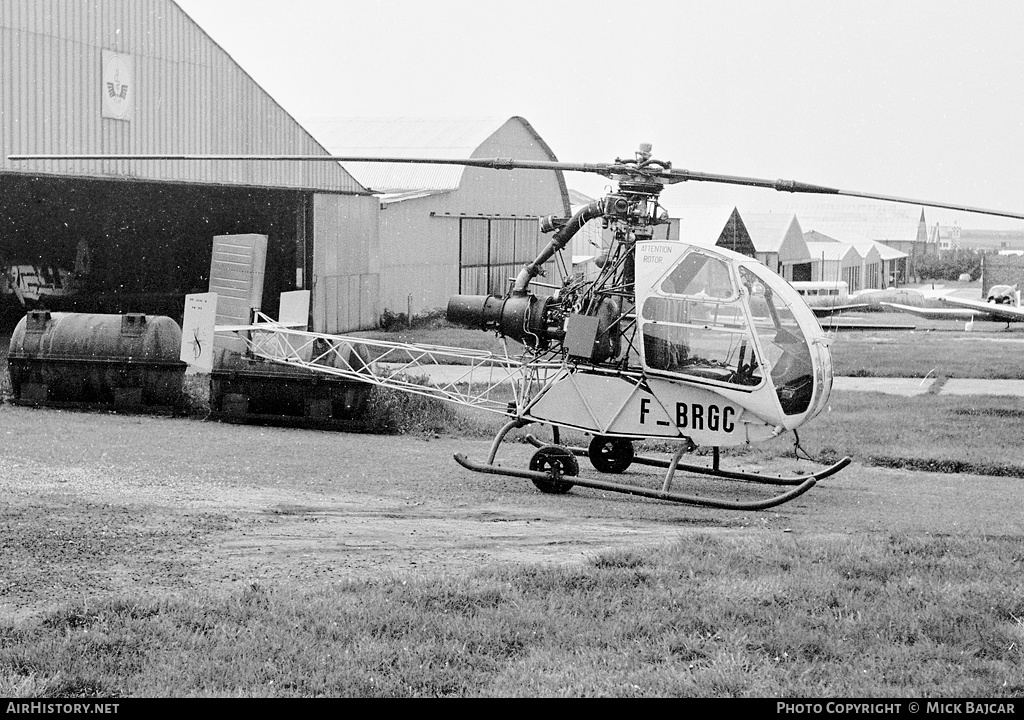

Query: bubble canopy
[[635, 241, 832, 425]]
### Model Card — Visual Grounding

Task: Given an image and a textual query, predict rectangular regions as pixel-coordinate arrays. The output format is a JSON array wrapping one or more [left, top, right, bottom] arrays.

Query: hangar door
[[0, 175, 308, 324], [459, 218, 560, 296], [791, 262, 812, 282]]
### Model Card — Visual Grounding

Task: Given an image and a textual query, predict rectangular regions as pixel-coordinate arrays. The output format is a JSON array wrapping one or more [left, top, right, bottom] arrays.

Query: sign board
[[180, 292, 218, 372], [278, 290, 311, 328]]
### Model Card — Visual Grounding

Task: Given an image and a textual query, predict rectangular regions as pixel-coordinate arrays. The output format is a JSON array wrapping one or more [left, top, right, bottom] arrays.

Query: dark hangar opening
[[0, 174, 307, 327]]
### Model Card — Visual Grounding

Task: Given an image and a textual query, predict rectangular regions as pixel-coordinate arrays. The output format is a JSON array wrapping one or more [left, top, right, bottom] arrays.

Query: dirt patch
[[0, 405, 725, 621], [3, 404, 1023, 623]]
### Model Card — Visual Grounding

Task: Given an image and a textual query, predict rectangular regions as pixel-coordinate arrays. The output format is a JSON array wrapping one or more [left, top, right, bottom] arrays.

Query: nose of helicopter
[[808, 334, 835, 422]]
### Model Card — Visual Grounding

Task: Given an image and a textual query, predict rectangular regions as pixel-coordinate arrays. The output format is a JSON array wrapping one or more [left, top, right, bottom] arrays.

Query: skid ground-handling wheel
[[528, 445, 579, 494], [587, 435, 635, 474]]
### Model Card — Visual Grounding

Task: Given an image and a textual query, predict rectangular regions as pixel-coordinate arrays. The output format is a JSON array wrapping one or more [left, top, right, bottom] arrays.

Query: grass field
[[3, 533, 1022, 698], [829, 330, 1024, 379]]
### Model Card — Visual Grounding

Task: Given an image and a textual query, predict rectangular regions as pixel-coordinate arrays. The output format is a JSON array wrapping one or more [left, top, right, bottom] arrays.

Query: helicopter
[[10, 145, 1024, 510]]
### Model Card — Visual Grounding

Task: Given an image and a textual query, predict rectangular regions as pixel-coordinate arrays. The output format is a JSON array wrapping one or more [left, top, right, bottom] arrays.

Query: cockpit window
[[660, 253, 734, 299], [740, 266, 813, 415], [641, 252, 760, 387]]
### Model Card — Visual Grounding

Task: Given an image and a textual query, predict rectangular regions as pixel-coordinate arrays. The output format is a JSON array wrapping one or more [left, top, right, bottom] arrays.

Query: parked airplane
[[938, 287, 1024, 325], [879, 284, 1023, 325], [790, 281, 870, 317]]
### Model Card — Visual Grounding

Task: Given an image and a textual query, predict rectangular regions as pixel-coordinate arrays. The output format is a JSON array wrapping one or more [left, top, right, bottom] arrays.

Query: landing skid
[[453, 420, 851, 511]]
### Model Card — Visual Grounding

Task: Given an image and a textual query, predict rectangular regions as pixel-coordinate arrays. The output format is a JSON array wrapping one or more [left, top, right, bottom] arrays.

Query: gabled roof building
[[804, 229, 907, 289], [741, 213, 810, 281], [777, 201, 929, 280], [804, 239, 865, 290], [305, 116, 570, 312]]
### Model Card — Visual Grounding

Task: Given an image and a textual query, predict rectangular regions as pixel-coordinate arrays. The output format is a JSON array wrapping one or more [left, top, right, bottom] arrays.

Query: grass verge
[[2, 532, 1021, 698], [794, 392, 1024, 477], [828, 329, 1024, 380]]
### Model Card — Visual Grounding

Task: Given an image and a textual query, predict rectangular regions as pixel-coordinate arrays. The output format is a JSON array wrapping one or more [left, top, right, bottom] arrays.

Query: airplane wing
[[880, 302, 981, 320], [809, 303, 870, 318], [938, 297, 1024, 322]]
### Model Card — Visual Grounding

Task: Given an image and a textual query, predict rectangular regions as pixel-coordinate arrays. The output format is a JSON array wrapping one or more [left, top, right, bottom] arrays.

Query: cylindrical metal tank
[[6, 310, 186, 407]]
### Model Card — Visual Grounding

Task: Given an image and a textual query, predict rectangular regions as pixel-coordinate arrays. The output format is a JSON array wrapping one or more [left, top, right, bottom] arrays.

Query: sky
[[173, 0, 1024, 230]]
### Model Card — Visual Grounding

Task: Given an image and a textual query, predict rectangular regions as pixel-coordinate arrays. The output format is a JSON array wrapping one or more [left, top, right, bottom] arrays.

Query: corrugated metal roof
[[805, 240, 859, 262], [742, 212, 800, 253], [772, 201, 927, 243], [675, 206, 740, 246], [302, 116, 517, 193], [874, 243, 909, 260], [568, 188, 598, 207], [379, 188, 450, 206], [1, 0, 364, 193], [805, 229, 907, 261]]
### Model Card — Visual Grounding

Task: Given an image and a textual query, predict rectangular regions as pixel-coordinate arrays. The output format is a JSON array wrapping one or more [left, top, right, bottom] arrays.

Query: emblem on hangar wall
[[101, 50, 133, 121]]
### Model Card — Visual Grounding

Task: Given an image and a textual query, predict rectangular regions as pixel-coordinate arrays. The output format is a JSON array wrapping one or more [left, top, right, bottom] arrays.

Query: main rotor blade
[[9, 153, 1023, 220], [6, 153, 623, 175], [665, 168, 1024, 221]]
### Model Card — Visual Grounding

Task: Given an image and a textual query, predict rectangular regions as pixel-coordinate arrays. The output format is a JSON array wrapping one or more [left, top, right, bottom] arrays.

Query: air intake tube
[[510, 199, 605, 296], [446, 293, 558, 348]]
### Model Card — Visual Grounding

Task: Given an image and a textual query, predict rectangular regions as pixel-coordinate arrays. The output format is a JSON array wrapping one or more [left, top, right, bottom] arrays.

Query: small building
[[303, 117, 570, 314], [873, 242, 909, 287], [853, 242, 883, 290], [741, 213, 811, 281], [804, 239, 864, 291], [930, 223, 962, 252], [803, 229, 904, 290]]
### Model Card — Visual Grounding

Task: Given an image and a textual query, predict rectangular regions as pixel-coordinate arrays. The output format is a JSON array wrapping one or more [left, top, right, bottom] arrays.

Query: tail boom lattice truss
[[226, 316, 563, 416]]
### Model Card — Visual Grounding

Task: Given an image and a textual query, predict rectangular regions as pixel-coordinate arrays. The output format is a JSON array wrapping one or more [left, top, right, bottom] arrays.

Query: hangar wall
[[313, 193, 381, 333], [376, 118, 569, 314], [0, 0, 361, 192]]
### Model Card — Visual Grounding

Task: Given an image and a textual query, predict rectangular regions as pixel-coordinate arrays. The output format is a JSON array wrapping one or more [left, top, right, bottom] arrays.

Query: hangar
[[777, 201, 926, 284], [1, 0, 380, 333], [304, 116, 571, 316]]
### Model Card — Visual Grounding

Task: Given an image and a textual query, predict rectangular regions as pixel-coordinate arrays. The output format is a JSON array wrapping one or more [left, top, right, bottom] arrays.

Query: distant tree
[[916, 248, 984, 281]]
